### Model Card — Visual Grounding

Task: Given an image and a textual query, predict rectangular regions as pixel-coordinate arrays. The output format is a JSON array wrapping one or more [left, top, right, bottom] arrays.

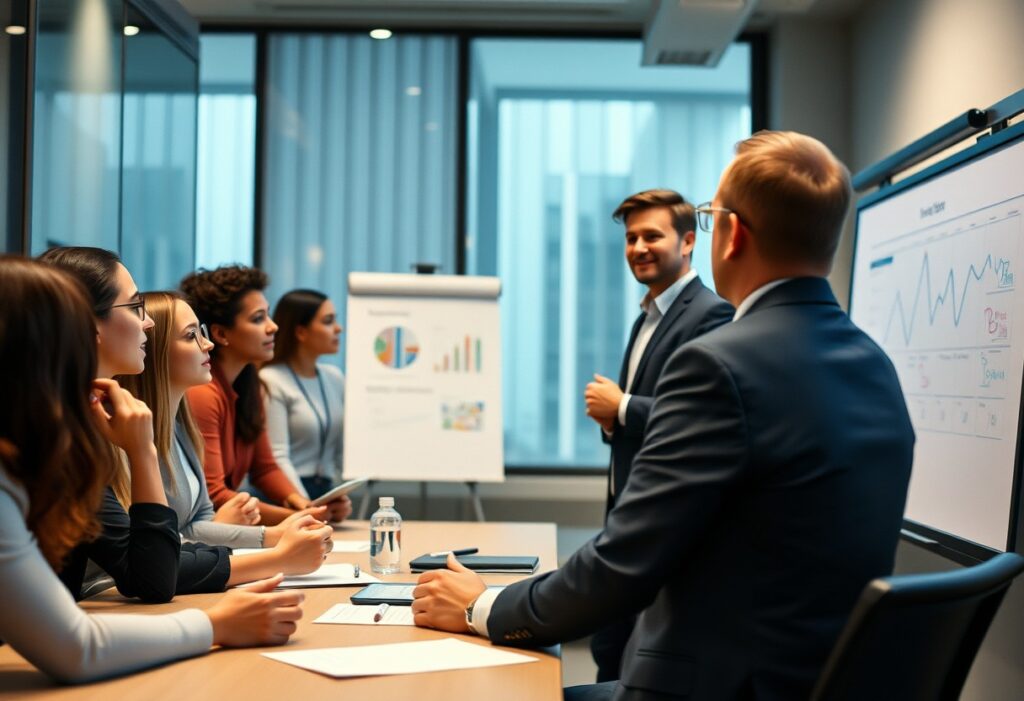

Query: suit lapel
[[618, 311, 647, 389], [630, 277, 704, 390]]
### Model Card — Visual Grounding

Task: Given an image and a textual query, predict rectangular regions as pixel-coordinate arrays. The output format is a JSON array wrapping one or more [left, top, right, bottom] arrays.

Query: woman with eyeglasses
[[260, 290, 345, 501], [181, 266, 351, 525], [0, 256, 303, 683], [38, 246, 185, 601], [118, 292, 333, 580]]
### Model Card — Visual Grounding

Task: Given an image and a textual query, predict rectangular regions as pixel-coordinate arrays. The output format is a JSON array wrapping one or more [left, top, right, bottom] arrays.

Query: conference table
[[0, 520, 561, 700]]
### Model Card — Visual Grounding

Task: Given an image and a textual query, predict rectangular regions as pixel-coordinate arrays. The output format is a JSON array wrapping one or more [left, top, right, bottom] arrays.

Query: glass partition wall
[[27, 0, 198, 291]]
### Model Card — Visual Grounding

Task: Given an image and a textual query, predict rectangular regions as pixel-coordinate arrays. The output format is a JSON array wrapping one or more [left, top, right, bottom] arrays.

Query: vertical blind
[[262, 33, 459, 368]]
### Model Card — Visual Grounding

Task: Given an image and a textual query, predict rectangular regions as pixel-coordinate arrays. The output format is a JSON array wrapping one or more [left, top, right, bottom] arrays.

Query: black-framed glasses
[[110, 297, 146, 321], [695, 202, 735, 233], [188, 323, 212, 351]]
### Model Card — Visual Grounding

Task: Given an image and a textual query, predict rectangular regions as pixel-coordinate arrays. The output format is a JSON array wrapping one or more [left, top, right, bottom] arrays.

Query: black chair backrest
[[811, 551, 1024, 701]]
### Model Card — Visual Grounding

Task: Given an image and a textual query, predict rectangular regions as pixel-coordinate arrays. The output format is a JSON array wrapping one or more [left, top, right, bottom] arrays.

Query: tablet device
[[310, 477, 369, 506], [350, 583, 416, 606]]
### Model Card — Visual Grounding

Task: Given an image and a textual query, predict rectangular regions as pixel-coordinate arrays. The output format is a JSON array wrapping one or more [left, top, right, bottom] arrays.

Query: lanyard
[[287, 365, 332, 476]]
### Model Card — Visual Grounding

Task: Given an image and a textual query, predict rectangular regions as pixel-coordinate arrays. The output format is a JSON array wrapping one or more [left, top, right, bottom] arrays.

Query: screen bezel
[[849, 119, 1024, 564]]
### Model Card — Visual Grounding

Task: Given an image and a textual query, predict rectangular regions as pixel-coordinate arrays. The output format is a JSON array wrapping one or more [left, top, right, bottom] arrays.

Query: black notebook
[[409, 554, 539, 574]]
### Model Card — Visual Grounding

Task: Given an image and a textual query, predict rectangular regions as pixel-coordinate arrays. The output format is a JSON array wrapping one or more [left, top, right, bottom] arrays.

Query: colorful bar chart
[[434, 335, 483, 373]]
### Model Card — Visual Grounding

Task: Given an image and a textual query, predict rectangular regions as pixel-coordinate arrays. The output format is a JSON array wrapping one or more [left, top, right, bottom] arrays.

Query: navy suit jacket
[[606, 276, 733, 507], [489, 277, 915, 700]]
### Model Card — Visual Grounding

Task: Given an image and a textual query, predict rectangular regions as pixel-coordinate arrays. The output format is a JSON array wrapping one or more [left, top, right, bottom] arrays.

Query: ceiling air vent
[[655, 49, 713, 65], [643, 0, 758, 68]]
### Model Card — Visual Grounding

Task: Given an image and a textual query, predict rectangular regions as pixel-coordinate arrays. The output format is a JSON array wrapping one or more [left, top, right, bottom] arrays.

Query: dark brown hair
[[0, 256, 117, 567], [612, 189, 696, 240], [37, 246, 123, 319], [270, 289, 329, 366], [720, 130, 852, 269], [180, 265, 270, 443]]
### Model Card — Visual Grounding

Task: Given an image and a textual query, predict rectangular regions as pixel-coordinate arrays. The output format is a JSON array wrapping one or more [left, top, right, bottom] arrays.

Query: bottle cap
[[379, 496, 395, 508]]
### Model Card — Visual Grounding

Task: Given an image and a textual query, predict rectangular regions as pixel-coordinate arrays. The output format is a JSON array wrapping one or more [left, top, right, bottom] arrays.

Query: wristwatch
[[465, 598, 477, 631]]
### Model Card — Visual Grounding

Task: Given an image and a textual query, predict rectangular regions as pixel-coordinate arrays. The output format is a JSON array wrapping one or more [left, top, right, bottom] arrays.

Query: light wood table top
[[0, 520, 560, 701]]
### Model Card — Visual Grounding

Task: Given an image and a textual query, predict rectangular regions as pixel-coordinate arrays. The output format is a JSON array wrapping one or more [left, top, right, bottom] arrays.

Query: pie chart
[[374, 326, 419, 369]]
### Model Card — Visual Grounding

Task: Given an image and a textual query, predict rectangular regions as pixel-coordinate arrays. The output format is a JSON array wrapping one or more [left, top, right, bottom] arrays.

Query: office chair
[[810, 551, 1024, 701]]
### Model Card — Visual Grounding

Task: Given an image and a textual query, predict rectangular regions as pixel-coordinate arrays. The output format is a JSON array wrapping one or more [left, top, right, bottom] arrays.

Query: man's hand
[[585, 374, 623, 423], [411, 553, 487, 633]]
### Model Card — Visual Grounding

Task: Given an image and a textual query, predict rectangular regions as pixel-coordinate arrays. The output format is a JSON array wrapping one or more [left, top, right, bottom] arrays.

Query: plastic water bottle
[[370, 497, 402, 574]]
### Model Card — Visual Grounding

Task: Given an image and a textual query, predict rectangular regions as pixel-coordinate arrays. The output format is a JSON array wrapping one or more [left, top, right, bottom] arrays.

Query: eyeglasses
[[695, 202, 735, 233], [110, 297, 146, 321], [187, 323, 212, 351]]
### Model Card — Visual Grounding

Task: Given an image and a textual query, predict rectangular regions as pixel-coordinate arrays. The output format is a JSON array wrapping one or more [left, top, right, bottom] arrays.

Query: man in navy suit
[[411, 131, 915, 701], [584, 189, 733, 681]]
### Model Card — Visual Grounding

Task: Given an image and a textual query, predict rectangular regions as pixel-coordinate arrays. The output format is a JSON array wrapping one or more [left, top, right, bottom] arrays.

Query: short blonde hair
[[720, 131, 851, 268]]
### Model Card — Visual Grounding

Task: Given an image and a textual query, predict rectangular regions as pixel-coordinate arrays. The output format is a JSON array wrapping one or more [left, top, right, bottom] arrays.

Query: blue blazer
[[606, 276, 733, 507], [489, 277, 916, 700]]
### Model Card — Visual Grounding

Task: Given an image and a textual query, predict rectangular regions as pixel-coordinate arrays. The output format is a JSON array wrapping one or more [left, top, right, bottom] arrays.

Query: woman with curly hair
[[0, 256, 303, 683], [181, 266, 351, 525]]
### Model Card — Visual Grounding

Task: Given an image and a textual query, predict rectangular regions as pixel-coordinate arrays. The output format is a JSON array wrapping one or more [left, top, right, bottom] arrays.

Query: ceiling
[[180, 0, 865, 31]]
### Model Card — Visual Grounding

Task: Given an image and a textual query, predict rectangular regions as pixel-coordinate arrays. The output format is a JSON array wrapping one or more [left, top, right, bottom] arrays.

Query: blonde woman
[[119, 291, 335, 582]]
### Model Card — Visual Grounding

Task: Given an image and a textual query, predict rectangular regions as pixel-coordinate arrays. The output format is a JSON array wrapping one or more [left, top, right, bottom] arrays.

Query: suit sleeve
[[85, 489, 182, 604], [487, 342, 749, 646], [187, 386, 237, 509], [175, 542, 231, 594]]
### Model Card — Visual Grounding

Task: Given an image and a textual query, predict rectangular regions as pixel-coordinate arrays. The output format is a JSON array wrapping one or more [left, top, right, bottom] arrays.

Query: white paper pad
[[232, 539, 369, 557], [330, 540, 371, 553], [237, 563, 378, 589], [314, 603, 414, 626], [263, 638, 537, 678]]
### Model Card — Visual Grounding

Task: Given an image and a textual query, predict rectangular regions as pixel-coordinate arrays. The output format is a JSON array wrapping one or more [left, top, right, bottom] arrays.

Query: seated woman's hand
[[322, 494, 353, 523], [213, 492, 261, 525]]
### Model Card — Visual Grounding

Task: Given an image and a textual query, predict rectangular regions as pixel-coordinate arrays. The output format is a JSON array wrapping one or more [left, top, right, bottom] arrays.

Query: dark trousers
[[564, 681, 617, 701], [590, 614, 637, 682]]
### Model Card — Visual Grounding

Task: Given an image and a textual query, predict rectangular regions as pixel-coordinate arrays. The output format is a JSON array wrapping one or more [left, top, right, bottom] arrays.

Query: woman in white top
[[261, 290, 345, 500], [0, 257, 303, 683], [120, 291, 334, 578]]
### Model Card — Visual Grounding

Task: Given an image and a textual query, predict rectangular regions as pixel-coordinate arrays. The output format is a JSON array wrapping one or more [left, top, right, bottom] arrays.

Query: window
[[195, 33, 257, 269], [467, 38, 751, 467], [260, 32, 458, 368]]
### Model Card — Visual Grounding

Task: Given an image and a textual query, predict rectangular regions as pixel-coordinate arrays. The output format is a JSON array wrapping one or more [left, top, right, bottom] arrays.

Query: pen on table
[[353, 563, 360, 579], [373, 603, 390, 622], [429, 547, 479, 557]]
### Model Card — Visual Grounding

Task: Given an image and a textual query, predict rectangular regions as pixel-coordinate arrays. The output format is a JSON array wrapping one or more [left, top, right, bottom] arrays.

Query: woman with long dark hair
[[181, 266, 350, 524], [0, 256, 302, 683], [260, 289, 345, 500]]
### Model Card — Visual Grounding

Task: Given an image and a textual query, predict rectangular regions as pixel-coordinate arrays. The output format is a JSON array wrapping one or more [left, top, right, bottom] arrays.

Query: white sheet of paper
[[263, 638, 537, 678], [314, 603, 414, 626], [267, 564, 379, 588], [279, 563, 379, 588], [232, 540, 369, 557]]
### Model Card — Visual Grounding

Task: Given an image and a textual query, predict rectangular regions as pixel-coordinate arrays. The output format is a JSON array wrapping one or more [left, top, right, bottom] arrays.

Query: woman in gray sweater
[[261, 289, 346, 500]]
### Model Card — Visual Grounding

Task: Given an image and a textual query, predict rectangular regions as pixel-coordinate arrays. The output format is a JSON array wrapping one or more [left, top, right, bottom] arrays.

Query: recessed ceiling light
[[123, 25, 140, 36], [4, 25, 26, 35], [369, 28, 392, 40], [406, 86, 422, 97]]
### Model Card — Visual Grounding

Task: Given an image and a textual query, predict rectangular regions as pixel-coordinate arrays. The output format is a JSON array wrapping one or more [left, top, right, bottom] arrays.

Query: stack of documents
[[235, 563, 379, 589], [263, 638, 537, 677]]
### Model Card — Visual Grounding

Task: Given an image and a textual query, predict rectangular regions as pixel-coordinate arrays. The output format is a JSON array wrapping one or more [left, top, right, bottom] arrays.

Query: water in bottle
[[370, 497, 402, 574]]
